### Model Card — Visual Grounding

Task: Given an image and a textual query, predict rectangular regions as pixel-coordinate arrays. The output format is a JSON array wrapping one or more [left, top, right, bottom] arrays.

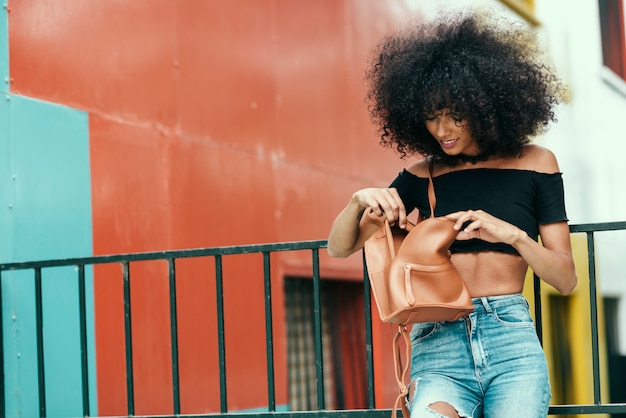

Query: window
[[285, 278, 367, 411], [599, 0, 626, 80]]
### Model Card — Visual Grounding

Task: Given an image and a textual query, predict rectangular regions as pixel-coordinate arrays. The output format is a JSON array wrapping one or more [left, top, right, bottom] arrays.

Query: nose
[[436, 117, 452, 137]]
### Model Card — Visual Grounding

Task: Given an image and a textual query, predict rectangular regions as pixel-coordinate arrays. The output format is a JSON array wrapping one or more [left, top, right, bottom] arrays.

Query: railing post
[[167, 259, 181, 414], [34, 268, 46, 417], [122, 262, 135, 416], [533, 273, 543, 345], [263, 252, 277, 411], [77, 265, 91, 417], [363, 251, 376, 409], [311, 248, 325, 410], [0, 271, 4, 417], [586, 231, 602, 404], [215, 255, 228, 412]]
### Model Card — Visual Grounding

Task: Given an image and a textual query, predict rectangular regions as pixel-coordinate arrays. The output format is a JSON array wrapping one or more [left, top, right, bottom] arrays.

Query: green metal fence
[[1, 222, 626, 417]]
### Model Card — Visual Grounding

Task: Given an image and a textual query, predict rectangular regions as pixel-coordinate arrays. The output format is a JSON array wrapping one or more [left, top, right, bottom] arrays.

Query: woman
[[327, 10, 577, 418]]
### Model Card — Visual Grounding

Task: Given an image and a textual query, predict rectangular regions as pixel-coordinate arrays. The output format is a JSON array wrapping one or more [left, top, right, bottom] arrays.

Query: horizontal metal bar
[[569, 221, 626, 233], [548, 403, 626, 413], [127, 410, 395, 418], [112, 404, 626, 418], [3, 222, 624, 271], [0, 240, 328, 271]]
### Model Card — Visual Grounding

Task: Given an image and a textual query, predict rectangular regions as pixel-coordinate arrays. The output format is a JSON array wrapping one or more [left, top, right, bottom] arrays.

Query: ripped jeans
[[408, 293, 551, 418]]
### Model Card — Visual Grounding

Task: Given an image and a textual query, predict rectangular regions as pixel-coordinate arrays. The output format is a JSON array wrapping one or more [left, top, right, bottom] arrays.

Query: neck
[[458, 152, 490, 164], [437, 151, 491, 166]]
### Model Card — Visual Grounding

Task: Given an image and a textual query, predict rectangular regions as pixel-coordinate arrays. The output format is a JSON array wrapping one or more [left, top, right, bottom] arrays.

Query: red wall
[[9, 0, 424, 414]]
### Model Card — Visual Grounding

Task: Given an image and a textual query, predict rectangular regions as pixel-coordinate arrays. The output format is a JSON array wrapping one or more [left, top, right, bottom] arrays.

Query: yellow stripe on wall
[[524, 233, 610, 418]]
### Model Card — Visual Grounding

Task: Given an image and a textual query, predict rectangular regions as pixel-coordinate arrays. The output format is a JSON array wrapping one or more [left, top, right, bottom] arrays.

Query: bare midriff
[[451, 251, 529, 298]]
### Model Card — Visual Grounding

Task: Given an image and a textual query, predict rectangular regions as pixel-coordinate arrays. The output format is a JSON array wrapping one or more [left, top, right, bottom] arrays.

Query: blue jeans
[[408, 293, 551, 418]]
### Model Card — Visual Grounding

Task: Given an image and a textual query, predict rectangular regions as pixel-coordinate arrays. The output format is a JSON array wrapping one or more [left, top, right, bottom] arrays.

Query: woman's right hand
[[327, 187, 406, 257], [353, 187, 407, 229]]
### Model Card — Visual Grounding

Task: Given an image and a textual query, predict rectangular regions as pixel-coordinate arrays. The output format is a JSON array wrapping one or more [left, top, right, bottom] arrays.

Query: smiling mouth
[[439, 139, 458, 148]]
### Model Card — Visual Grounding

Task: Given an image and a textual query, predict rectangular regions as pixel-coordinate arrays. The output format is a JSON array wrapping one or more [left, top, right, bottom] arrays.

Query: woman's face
[[424, 109, 480, 157]]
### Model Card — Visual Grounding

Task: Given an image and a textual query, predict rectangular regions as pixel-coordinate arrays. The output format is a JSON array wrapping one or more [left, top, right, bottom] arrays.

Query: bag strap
[[390, 157, 436, 417], [392, 325, 412, 418], [426, 157, 436, 218]]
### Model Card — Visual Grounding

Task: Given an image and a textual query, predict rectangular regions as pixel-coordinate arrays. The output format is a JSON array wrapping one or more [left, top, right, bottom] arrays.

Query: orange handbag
[[363, 158, 474, 417]]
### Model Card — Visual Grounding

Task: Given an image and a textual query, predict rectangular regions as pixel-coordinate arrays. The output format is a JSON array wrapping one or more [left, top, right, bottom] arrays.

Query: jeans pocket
[[410, 322, 439, 343], [493, 303, 535, 328]]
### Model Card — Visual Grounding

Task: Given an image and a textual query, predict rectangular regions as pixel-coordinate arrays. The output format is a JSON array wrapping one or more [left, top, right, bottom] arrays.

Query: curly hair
[[365, 10, 565, 165]]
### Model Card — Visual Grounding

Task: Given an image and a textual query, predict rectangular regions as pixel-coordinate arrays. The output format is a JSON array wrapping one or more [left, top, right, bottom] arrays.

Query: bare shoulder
[[405, 158, 430, 177], [519, 145, 561, 174]]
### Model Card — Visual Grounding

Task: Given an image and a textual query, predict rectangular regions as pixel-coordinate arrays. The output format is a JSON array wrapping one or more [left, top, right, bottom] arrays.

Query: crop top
[[389, 168, 568, 256]]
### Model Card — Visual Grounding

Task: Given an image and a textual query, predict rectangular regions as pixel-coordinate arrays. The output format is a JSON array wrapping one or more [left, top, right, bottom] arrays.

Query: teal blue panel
[[9, 95, 92, 261], [1, 94, 97, 417], [0, 98, 10, 262]]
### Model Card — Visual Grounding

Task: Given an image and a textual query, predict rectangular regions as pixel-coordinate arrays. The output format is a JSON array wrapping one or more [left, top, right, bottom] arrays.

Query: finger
[[369, 203, 385, 217], [370, 188, 399, 216], [463, 219, 483, 233], [378, 194, 402, 225], [388, 188, 407, 228], [444, 211, 464, 222], [448, 210, 474, 230], [357, 190, 387, 217]]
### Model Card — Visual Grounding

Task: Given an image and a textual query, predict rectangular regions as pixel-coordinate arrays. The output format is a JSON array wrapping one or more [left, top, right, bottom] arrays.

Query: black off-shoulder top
[[389, 168, 568, 256]]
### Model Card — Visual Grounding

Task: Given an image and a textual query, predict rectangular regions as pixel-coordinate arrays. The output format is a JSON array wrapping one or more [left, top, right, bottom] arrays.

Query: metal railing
[[0, 222, 626, 417]]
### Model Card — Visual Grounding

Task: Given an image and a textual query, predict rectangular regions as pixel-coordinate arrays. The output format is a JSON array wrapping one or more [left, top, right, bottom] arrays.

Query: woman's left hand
[[445, 210, 524, 245]]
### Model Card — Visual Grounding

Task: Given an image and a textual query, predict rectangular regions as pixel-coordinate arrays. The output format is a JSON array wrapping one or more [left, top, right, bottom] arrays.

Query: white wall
[[536, 0, 626, 354]]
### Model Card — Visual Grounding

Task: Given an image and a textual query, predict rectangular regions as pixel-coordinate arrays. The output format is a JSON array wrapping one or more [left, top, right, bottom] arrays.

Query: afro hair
[[365, 9, 565, 165]]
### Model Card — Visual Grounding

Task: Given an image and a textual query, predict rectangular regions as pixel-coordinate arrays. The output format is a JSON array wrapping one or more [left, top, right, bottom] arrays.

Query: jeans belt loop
[[480, 297, 493, 314]]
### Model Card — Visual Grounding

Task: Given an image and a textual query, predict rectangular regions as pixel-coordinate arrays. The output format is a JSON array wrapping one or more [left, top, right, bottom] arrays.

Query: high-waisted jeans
[[408, 293, 551, 418]]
